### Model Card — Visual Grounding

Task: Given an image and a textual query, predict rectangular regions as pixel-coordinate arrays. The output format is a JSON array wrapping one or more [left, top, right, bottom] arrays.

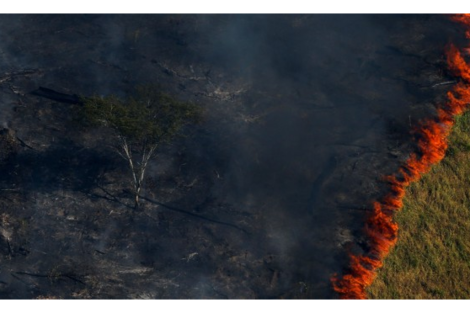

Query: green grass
[[367, 111, 470, 299]]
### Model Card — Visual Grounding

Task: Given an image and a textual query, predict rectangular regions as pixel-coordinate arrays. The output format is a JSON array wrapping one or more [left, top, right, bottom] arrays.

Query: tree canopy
[[81, 85, 203, 208], [82, 85, 202, 146]]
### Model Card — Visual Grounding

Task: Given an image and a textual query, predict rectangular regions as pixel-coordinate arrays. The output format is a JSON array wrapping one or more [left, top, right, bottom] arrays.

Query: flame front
[[331, 14, 470, 299]]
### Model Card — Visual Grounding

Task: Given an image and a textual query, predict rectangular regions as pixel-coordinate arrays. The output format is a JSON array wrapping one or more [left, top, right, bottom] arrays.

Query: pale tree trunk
[[117, 136, 157, 209], [133, 144, 157, 209]]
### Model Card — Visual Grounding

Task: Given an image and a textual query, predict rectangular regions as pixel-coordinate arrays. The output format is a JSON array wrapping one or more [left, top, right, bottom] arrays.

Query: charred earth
[[0, 15, 462, 299]]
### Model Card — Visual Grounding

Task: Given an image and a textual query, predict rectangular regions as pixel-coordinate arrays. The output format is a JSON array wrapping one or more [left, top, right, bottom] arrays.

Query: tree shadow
[[139, 194, 249, 234]]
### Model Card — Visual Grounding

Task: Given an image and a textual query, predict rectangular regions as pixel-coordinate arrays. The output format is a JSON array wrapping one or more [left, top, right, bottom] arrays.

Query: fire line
[[331, 14, 470, 299]]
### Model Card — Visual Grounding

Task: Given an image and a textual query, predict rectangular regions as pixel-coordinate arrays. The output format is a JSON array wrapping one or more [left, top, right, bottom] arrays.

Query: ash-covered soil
[[0, 15, 463, 299]]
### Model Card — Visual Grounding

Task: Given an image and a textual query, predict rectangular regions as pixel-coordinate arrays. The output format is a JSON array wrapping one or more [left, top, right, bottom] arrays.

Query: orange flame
[[331, 14, 470, 299]]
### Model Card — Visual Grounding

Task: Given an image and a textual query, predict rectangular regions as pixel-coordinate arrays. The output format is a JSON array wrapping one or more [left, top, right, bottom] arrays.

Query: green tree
[[81, 86, 202, 208]]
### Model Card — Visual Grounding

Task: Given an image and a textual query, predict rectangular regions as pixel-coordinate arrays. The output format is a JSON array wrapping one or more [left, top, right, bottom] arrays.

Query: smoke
[[180, 15, 461, 298], [0, 14, 460, 298]]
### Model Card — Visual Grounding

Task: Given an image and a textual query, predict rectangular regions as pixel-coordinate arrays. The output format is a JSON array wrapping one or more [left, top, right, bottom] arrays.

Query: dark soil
[[0, 14, 463, 298]]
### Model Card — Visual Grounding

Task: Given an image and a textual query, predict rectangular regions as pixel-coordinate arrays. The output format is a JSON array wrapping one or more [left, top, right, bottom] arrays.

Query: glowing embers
[[332, 14, 470, 299]]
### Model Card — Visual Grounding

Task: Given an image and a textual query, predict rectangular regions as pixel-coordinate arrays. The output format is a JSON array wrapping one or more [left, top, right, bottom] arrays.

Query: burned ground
[[0, 15, 463, 298]]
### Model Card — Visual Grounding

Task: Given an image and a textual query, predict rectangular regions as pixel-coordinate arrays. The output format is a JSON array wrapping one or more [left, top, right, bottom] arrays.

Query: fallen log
[[31, 87, 82, 104]]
